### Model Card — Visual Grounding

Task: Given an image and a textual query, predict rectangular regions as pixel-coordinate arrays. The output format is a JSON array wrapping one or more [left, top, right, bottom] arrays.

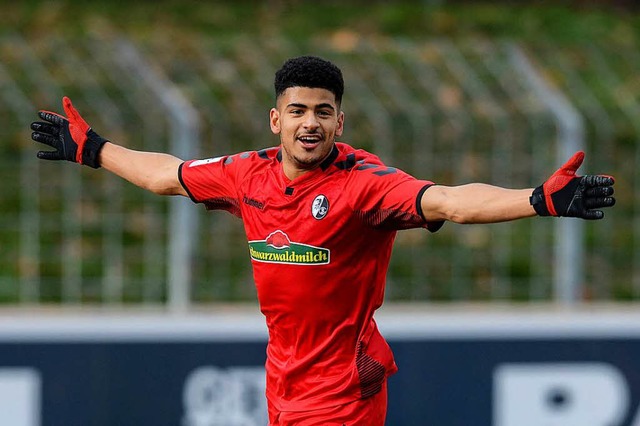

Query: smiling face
[[270, 86, 344, 180]]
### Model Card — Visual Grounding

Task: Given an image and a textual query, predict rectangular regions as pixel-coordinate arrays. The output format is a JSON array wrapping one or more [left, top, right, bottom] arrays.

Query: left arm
[[421, 151, 615, 225], [421, 184, 535, 224]]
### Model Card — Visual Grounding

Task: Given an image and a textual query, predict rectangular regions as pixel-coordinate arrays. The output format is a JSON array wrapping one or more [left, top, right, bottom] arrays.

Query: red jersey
[[179, 142, 441, 412]]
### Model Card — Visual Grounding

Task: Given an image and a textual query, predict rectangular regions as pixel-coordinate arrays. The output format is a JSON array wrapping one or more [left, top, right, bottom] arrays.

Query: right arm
[[99, 142, 187, 197]]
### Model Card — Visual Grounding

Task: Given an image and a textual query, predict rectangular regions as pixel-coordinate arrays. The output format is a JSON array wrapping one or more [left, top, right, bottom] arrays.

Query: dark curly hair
[[274, 56, 344, 105]]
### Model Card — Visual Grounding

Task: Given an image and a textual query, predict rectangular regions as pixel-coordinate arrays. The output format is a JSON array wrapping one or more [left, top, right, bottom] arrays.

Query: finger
[[37, 150, 63, 161], [584, 186, 614, 198], [63, 96, 77, 119], [558, 151, 585, 176], [38, 110, 67, 125], [62, 96, 89, 130], [584, 196, 616, 209], [31, 132, 58, 147], [582, 175, 615, 187], [582, 209, 605, 220], [30, 121, 59, 136]]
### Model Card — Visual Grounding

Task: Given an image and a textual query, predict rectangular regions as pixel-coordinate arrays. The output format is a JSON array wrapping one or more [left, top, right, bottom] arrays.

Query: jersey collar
[[320, 144, 340, 170], [275, 144, 340, 172]]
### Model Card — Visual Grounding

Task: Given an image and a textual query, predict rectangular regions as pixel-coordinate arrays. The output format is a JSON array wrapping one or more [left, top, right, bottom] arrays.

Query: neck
[[281, 144, 336, 181]]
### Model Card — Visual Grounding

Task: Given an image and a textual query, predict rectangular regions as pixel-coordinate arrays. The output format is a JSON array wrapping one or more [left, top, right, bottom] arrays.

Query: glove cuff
[[81, 129, 108, 169], [530, 186, 551, 216]]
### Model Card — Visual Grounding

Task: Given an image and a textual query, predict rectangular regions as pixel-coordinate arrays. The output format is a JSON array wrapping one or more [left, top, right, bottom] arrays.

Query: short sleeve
[[179, 154, 241, 216], [346, 160, 444, 232]]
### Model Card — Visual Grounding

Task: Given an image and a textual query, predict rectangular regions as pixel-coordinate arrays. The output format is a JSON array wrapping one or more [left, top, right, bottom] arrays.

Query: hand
[[31, 96, 108, 169], [530, 151, 615, 220], [529, 151, 616, 220]]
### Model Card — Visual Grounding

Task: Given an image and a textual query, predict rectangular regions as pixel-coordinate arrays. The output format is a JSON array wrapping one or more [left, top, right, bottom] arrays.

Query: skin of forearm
[[423, 183, 537, 224], [99, 142, 186, 196]]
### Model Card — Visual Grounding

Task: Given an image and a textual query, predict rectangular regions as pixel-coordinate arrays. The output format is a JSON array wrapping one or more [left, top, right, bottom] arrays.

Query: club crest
[[311, 195, 329, 220]]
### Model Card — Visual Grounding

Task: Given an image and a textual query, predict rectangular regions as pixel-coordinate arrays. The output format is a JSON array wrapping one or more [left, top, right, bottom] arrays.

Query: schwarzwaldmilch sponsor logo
[[248, 231, 330, 265]]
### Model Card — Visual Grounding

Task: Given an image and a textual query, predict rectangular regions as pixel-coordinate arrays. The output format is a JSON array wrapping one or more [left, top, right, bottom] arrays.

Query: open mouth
[[297, 135, 323, 149]]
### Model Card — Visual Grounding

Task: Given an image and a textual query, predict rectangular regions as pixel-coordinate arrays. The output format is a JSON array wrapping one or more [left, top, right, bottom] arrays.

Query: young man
[[31, 56, 615, 425]]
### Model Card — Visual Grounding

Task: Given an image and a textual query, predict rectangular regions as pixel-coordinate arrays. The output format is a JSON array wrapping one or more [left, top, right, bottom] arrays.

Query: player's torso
[[238, 153, 397, 397], [215, 145, 408, 409], [238, 159, 385, 315]]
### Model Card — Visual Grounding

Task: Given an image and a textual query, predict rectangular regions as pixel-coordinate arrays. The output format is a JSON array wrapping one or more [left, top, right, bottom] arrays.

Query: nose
[[303, 112, 320, 131]]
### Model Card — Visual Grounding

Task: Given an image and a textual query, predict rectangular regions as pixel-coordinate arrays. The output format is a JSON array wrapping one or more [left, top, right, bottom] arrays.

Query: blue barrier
[[0, 309, 639, 426]]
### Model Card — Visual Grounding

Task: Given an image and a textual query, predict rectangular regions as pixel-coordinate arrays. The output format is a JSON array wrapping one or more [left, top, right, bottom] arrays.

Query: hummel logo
[[243, 195, 264, 210]]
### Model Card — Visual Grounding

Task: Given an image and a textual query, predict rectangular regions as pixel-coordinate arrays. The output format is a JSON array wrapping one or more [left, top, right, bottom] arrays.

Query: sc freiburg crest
[[311, 195, 329, 220]]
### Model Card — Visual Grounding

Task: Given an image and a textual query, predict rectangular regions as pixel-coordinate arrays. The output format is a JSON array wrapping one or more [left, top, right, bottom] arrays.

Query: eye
[[317, 110, 332, 117]]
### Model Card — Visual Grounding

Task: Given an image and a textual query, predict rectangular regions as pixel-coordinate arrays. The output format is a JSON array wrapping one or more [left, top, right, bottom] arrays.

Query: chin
[[295, 158, 322, 169]]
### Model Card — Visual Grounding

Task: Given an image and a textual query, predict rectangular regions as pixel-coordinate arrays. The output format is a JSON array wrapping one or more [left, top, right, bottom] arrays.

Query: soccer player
[[30, 56, 615, 425]]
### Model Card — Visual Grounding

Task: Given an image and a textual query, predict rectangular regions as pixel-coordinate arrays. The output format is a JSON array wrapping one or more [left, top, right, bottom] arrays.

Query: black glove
[[530, 151, 615, 220], [31, 96, 108, 168]]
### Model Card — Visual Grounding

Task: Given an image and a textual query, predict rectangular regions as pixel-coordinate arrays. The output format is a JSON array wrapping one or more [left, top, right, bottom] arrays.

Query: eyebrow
[[286, 102, 336, 111]]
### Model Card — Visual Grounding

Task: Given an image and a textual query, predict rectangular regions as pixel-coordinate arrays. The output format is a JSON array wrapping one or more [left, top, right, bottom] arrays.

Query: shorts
[[268, 381, 388, 426]]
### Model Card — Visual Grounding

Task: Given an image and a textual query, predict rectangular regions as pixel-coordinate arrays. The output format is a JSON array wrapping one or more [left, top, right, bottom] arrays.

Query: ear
[[335, 110, 345, 137], [269, 108, 281, 134]]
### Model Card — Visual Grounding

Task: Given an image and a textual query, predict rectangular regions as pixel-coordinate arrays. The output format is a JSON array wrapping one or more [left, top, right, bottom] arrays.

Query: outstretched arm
[[99, 143, 186, 196], [421, 151, 615, 224], [31, 97, 187, 196], [421, 184, 535, 224]]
